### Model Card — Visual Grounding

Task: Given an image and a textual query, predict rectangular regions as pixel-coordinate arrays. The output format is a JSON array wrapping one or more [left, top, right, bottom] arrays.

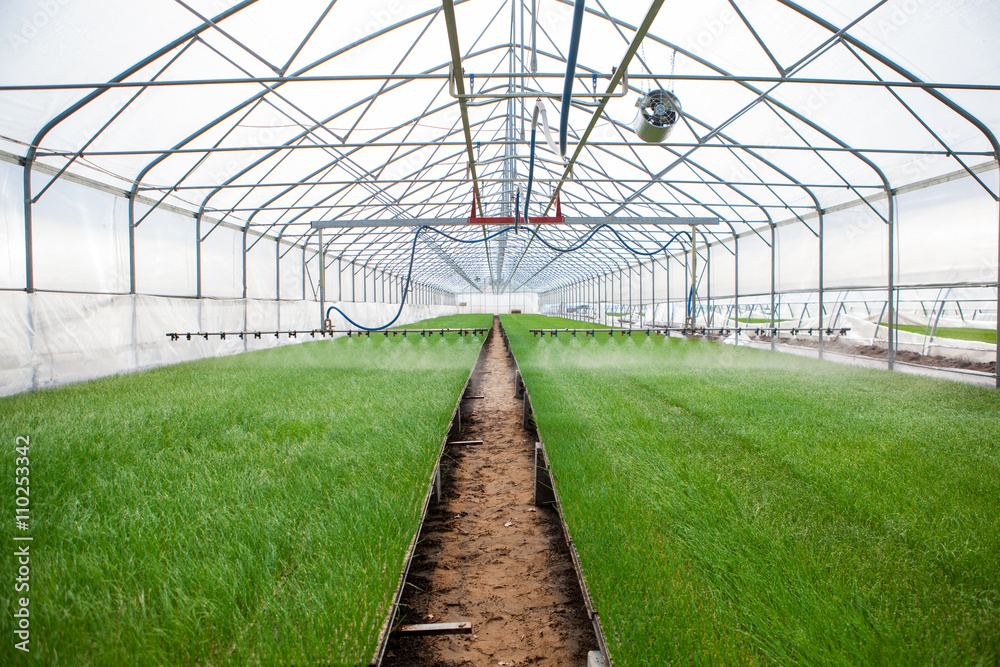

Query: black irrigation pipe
[[166, 329, 331, 341], [528, 326, 850, 337], [165, 327, 488, 341]]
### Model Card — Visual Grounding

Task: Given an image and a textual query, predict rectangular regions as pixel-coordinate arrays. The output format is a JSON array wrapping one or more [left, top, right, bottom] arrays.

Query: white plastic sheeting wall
[[0, 291, 458, 397], [455, 291, 540, 314], [0, 158, 459, 396], [541, 169, 998, 369], [545, 169, 997, 307]]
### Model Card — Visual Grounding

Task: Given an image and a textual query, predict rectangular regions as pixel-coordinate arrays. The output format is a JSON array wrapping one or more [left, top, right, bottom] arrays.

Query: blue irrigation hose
[[325, 224, 512, 331], [515, 189, 521, 234], [559, 0, 586, 157], [530, 223, 690, 256], [325, 223, 690, 330]]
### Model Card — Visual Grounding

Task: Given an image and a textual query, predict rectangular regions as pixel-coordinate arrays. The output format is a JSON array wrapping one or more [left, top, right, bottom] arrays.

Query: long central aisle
[[385, 317, 596, 665]]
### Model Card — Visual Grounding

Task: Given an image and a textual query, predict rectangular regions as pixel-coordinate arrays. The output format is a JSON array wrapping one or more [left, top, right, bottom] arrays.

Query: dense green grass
[[512, 314, 611, 330], [890, 323, 998, 345], [1, 314, 490, 665], [390, 313, 496, 330], [502, 314, 1000, 665]]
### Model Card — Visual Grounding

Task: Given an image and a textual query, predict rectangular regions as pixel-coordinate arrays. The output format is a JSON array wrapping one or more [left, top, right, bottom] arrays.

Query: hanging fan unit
[[633, 89, 681, 143]]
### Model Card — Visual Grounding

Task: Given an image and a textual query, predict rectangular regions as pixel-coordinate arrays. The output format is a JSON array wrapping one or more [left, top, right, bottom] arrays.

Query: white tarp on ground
[[722, 312, 997, 363], [0, 291, 459, 397]]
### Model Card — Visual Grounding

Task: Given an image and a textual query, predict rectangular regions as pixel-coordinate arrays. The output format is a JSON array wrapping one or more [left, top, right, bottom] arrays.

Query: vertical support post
[[818, 212, 824, 359], [131, 293, 139, 375], [242, 226, 248, 299], [687, 225, 697, 328], [629, 264, 634, 324], [128, 192, 137, 295], [196, 213, 203, 299], [770, 223, 776, 351], [994, 197, 999, 388], [242, 225, 248, 344], [22, 157, 35, 293], [618, 268, 622, 321], [651, 260, 655, 326], [666, 251, 671, 325], [319, 229, 326, 329], [888, 193, 896, 371], [705, 231, 712, 327], [733, 233, 739, 339]]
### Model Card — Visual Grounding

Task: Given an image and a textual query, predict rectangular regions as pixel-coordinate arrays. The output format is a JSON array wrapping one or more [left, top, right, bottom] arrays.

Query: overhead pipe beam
[[542, 0, 666, 215], [311, 216, 718, 228], [441, 0, 485, 218], [7, 74, 1000, 92]]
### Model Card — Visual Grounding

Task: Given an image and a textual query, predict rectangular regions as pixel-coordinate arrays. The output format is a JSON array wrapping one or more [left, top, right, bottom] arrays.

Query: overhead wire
[[324, 221, 689, 330]]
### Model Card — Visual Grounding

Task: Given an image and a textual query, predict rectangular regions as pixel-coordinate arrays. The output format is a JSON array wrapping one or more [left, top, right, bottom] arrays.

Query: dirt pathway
[[384, 317, 596, 666]]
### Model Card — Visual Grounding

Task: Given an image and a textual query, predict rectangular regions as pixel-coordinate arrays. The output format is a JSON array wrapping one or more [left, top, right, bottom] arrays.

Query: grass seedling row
[[0, 314, 491, 664], [891, 323, 997, 345], [501, 313, 1000, 665]]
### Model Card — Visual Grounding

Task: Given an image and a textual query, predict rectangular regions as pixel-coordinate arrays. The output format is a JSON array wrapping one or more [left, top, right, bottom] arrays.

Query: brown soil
[[384, 318, 597, 666]]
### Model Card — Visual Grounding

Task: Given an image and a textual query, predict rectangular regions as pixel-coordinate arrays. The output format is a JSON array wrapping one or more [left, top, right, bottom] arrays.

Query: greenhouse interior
[[1, 0, 998, 665]]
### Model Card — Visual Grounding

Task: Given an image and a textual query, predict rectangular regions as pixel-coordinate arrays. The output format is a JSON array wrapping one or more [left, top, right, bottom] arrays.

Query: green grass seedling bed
[[890, 323, 998, 345], [390, 314, 496, 330], [513, 314, 611, 330], [1, 314, 490, 665], [501, 314, 1000, 665]]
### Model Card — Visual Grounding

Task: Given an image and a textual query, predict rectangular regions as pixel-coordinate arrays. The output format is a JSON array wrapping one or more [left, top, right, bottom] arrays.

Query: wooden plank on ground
[[395, 622, 473, 636]]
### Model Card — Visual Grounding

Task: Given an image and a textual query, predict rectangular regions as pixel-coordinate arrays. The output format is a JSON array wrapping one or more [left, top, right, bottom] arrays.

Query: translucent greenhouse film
[[1, 0, 998, 393], [2, 3, 1000, 665]]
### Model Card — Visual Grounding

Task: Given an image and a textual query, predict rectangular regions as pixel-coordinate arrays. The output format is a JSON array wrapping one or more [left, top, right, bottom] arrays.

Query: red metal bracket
[[468, 190, 514, 225], [467, 191, 565, 225]]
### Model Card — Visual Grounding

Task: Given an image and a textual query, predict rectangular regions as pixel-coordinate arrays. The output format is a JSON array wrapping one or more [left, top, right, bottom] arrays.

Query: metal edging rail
[[367, 327, 491, 666], [499, 320, 615, 667], [527, 326, 850, 338]]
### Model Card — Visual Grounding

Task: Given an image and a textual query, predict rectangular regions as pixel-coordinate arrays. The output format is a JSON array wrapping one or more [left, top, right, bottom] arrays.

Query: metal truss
[[14, 0, 1000, 303]]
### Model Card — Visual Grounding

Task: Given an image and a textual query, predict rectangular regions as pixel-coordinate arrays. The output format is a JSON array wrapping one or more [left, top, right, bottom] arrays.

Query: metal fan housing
[[632, 89, 681, 143]]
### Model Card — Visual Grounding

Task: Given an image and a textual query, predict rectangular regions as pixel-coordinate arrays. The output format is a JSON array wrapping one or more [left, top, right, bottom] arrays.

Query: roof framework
[[3, 0, 999, 294]]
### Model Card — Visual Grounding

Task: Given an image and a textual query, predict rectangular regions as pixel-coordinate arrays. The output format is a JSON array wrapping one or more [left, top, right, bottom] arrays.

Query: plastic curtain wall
[[540, 165, 999, 369], [0, 157, 459, 397]]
